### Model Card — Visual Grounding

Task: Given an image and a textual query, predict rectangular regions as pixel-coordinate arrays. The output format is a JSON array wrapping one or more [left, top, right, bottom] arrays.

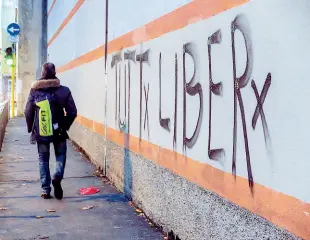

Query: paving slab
[[0, 118, 163, 240]]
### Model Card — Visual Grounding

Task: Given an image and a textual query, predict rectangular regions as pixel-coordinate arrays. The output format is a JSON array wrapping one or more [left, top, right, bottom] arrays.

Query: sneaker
[[41, 193, 51, 199], [52, 179, 63, 200]]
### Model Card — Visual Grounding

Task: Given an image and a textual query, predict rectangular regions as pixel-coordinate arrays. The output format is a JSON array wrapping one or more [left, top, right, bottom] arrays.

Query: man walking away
[[25, 62, 77, 199]]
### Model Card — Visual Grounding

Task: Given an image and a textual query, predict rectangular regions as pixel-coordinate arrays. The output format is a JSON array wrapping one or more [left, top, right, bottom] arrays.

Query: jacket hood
[[31, 78, 60, 90]]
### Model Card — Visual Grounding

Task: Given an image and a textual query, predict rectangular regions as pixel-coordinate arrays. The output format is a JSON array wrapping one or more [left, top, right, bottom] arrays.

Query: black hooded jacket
[[24, 78, 77, 143]]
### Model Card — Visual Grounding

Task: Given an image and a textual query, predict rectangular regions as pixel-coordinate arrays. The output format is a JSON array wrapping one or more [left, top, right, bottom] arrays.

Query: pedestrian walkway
[[0, 118, 162, 240]]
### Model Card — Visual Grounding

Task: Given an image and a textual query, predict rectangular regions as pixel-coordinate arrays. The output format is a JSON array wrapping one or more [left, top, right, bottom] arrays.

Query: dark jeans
[[38, 141, 67, 194]]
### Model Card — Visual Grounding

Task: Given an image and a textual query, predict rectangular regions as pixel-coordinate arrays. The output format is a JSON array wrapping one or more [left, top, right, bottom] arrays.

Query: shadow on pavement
[[0, 193, 128, 203]]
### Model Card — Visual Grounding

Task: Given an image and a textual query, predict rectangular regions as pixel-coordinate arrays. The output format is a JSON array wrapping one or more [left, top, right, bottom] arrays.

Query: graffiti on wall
[[208, 29, 225, 162], [111, 14, 272, 191], [251, 74, 272, 155], [159, 53, 171, 132], [111, 52, 122, 126], [158, 52, 179, 150], [123, 50, 135, 133], [231, 14, 254, 188], [137, 50, 150, 140], [183, 43, 203, 151]]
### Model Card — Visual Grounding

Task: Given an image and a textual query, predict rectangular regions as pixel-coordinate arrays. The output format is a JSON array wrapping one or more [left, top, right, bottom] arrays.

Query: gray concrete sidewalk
[[0, 118, 163, 240]]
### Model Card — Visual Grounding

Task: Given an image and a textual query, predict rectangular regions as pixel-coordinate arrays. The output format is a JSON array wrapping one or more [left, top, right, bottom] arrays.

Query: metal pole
[[103, 0, 109, 176], [11, 6, 18, 118], [11, 46, 16, 118]]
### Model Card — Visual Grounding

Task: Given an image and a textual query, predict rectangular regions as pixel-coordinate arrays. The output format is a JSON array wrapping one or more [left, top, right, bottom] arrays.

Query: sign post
[[11, 50, 16, 117], [7, 23, 20, 117]]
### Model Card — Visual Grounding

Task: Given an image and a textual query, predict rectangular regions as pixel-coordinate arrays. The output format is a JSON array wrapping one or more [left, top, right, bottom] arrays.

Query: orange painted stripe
[[75, 115, 310, 240], [48, 0, 85, 47], [48, 0, 56, 16], [77, 115, 106, 136], [57, 0, 248, 73], [58, 46, 105, 73]]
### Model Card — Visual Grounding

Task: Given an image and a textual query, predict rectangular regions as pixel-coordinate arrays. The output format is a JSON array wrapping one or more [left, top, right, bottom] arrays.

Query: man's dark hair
[[5, 47, 12, 55], [41, 62, 56, 79]]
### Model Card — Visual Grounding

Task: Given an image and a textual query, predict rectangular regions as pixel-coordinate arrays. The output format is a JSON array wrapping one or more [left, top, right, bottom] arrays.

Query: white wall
[[48, 0, 310, 206]]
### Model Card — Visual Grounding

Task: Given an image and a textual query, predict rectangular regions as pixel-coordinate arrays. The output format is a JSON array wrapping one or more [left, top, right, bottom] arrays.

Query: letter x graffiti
[[251, 73, 272, 151], [144, 83, 150, 132]]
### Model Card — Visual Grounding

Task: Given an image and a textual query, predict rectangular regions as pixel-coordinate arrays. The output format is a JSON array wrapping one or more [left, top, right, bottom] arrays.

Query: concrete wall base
[[69, 122, 299, 240]]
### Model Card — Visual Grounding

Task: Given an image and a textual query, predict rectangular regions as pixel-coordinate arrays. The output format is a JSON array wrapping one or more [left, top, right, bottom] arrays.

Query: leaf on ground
[[129, 201, 134, 207], [36, 216, 44, 219], [135, 208, 142, 213], [0, 207, 7, 210], [82, 206, 94, 210], [138, 213, 144, 217], [148, 222, 154, 227], [46, 209, 56, 213]]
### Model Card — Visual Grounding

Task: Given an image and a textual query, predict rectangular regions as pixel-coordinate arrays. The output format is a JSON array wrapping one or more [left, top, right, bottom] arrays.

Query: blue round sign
[[7, 23, 20, 36]]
